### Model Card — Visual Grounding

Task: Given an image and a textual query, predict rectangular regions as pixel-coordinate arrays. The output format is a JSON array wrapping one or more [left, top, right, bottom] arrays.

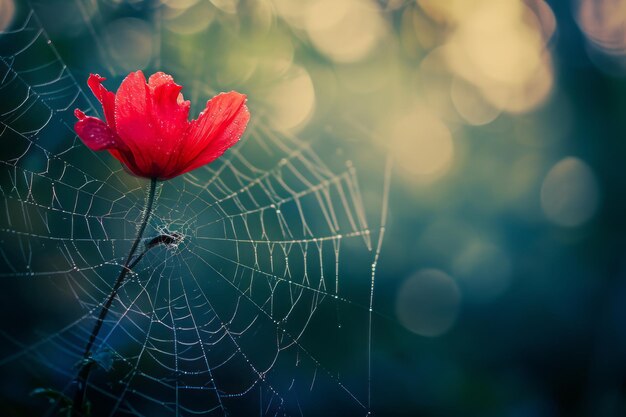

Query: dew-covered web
[[0, 3, 389, 416]]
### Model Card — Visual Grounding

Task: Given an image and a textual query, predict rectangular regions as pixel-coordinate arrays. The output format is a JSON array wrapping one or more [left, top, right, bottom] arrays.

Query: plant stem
[[71, 178, 157, 417]]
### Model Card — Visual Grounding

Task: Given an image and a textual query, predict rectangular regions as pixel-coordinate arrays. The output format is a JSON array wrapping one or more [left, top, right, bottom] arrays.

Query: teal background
[[1, 0, 626, 416]]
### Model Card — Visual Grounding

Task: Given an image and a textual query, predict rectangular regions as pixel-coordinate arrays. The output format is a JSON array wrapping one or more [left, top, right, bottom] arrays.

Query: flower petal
[[108, 149, 143, 177], [114, 70, 155, 174], [74, 110, 118, 151], [143, 72, 192, 177], [148, 72, 190, 142], [76, 72, 250, 180], [148, 72, 174, 89], [74, 109, 140, 175], [87, 74, 117, 131], [175, 92, 249, 177]]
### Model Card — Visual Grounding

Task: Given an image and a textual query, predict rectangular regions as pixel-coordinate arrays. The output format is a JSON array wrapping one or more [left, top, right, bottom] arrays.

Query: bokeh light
[[263, 65, 316, 131], [160, 0, 201, 8], [385, 105, 454, 183], [104, 18, 153, 72], [305, 0, 387, 63], [396, 269, 461, 337], [576, 0, 626, 74], [164, 1, 215, 35], [209, 0, 238, 14], [419, 0, 555, 115], [450, 77, 501, 126], [540, 157, 600, 227], [452, 239, 512, 302], [0, 0, 14, 32], [577, 0, 626, 55]]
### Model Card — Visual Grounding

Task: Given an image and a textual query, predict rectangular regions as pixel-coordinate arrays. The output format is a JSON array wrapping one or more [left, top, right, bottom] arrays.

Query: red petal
[[87, 74, 117, 131], [74, 111, 141, 176], [148, 72, 174, 89], [78, 72, 250, 180], [148, 72, 190, 143], [108, 149, 143, 177], [175, 92, 249, 177], [74, 115, 118, 151], [114, 70, 154, 174], [148, 73, 192, 177]]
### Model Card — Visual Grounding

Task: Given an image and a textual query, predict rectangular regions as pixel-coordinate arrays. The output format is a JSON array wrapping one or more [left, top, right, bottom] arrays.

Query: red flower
[[74, 71, 250, 180]]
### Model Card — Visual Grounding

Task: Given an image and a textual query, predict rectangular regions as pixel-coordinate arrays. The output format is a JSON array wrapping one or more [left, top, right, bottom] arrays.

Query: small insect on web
[[0, 4, 390, 417]]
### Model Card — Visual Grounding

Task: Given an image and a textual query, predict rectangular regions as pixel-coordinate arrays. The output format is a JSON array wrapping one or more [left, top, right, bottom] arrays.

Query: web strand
[[0, 4, 390, 416]]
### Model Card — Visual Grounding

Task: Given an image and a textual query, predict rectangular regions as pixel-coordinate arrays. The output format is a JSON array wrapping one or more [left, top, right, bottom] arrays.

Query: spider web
[[0, 3, 390, 416]]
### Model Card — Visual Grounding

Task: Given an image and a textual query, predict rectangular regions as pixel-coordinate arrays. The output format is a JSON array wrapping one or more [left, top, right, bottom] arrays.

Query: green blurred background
[[1, 0, 626, 416]]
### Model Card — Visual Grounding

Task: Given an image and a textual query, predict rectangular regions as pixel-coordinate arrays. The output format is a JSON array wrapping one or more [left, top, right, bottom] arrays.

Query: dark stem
[[71, 178, 157, 417]]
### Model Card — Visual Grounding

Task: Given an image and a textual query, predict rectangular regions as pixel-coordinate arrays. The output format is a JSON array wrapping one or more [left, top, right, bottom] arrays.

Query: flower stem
[[71, 178, 157, 417]]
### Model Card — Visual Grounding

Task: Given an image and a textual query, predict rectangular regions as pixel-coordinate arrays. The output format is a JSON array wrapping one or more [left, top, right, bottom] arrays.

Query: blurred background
[[1, 0, 626, 416]]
